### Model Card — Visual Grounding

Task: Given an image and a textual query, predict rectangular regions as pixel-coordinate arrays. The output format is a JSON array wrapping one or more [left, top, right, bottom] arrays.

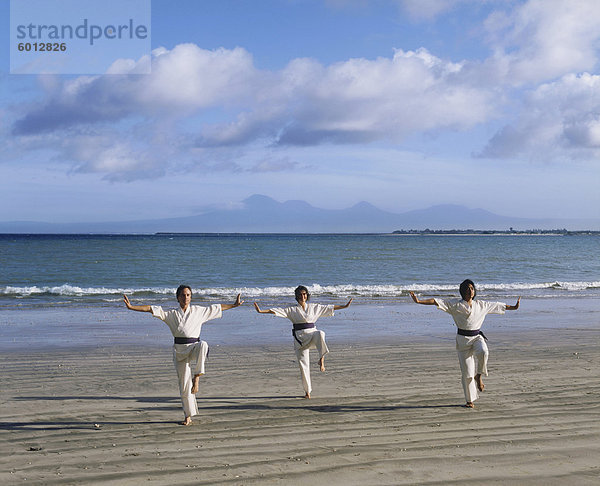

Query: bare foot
[[465, 402, 474, 408], [181, 417, 193, 426], [475, 374, 485, 392], [191, 374, 201, 394], [319, 356, 325, 372], [304, 392, 311, 399]]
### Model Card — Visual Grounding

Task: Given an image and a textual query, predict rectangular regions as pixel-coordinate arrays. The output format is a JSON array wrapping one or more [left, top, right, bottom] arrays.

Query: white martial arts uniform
[[151, 304, 222, 418], [434, 298, 506, 403], [270, 303, 335, 395]]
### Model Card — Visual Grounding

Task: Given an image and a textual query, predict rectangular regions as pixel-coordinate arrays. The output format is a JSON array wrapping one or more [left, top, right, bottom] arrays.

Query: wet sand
[[1, 329, 600, 485]]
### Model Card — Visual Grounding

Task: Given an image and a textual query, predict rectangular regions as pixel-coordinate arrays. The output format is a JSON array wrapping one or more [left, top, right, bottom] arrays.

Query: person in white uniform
[[254, 285, 353, 399], [409, 279, 520, 408], [123, 285, 243, 425]]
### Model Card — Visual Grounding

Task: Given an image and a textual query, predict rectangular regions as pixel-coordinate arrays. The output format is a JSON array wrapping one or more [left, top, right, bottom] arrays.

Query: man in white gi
[[410, 279, 520, 408], [123, 285, 243, 425], [254, 285, 352, 399]]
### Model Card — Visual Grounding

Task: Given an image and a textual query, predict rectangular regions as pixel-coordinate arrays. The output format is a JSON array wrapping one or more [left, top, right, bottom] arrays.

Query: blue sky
[[1, 0, 599, 223]]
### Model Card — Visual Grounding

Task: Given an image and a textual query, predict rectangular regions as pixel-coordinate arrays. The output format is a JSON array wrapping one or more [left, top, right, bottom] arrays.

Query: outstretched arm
[[221, 293, 244, 311], [254, 302, 276, 314], [409, 291, 437, 305], [123, 294, 152, 313], [334, 297, 353, 310], [505, 296, 521, 311]]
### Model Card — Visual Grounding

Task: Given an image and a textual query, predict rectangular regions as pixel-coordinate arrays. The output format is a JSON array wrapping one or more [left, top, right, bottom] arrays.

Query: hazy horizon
[[1, 195, 598, 232]]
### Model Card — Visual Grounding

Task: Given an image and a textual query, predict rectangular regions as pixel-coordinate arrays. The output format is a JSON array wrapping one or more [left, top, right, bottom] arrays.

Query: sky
[[1, 0, 599, 223]]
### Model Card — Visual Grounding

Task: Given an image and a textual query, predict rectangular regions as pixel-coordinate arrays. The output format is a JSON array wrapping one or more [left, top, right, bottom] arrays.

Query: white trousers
[[293, 328, 329, 395], [172, 340, 209, 418], [455, 334, 488, 403]]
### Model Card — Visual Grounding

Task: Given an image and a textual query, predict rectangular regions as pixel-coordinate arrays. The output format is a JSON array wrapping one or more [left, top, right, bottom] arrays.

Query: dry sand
[[1, 329, 600, 485]]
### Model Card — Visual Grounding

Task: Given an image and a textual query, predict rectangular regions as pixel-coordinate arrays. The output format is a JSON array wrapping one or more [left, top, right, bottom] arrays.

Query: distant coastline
[[391, 229, 600, 235], [1, 229, 599, 237]]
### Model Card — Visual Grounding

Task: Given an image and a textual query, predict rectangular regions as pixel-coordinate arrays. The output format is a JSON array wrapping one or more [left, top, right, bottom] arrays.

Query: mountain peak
[[243, 194, 278, 208], [351, 201, 378, 210]]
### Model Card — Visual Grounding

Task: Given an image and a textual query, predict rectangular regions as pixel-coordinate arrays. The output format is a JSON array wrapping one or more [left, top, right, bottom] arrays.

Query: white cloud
[[140, 44, 263, 112], [200, 47, 494, 147], [12, 44, 264, 135], [479, 73, 600, 160], [10, 43, 498, 177], [15, 44, 488, 143], [7, 0, 600, 179], [484, 0, 600, 84], [564, 118, 600, 148]]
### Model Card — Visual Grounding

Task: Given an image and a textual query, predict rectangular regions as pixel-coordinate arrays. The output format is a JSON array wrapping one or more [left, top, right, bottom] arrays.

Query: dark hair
[[459, 279, 476, 300], [176, 285, 192, 299], [294, 285, 310, 302]]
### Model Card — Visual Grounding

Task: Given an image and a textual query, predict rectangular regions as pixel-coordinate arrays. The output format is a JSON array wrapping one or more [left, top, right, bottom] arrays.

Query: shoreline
[[2, 328, 600, 484], [2, 296, 599, 353]]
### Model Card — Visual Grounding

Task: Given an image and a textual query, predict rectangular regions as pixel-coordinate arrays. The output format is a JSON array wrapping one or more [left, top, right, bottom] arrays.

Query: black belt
[[174, 337, 200, 344], [292, 323, 315, 345], [457, 328, 488, 341], [293, 323, 315, 331]]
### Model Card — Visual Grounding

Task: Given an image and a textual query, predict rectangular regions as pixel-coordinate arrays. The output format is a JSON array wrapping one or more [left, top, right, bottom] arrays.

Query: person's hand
[[234, 293, 244, 306], [506, 296, 521, 310], [409, 291, 418, 303], [254, 302, 262, 313], [123, 294, 132, 309]]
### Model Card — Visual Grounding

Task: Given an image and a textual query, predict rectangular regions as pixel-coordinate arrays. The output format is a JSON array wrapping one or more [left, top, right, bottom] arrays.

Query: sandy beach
[[1, 328, 599, 485]]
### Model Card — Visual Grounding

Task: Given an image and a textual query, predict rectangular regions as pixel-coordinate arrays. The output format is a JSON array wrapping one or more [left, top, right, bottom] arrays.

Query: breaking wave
[[2, 281, 599, 301]]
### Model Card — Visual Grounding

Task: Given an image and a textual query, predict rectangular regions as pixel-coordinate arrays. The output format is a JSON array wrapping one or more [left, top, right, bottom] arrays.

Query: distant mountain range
[[1, 194, 598, 233]]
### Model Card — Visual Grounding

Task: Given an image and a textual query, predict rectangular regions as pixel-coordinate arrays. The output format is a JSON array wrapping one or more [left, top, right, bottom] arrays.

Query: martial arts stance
[[254, 285, 352, 399], [410, 279, 520, 408], [123, 286, 243, 425]]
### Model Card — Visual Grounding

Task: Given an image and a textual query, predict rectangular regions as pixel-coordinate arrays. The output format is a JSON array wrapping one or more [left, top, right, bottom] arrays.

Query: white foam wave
[[2, 281, 599, 299], [476, 281, 600, 292], [1, 284, 171, 297]]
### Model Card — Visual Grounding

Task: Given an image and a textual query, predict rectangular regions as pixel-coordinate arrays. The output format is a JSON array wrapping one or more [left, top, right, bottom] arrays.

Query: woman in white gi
[[254, 285, 352, 399], [409, 279, 520, 408], [123, 285, 243, 425]]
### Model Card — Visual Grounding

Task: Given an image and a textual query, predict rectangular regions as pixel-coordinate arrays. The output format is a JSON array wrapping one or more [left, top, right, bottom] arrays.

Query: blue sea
[[1, 233, 599, 349]]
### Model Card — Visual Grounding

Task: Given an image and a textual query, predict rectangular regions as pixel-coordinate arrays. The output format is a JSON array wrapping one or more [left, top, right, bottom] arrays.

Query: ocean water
[[1, 234, 599, 349]]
